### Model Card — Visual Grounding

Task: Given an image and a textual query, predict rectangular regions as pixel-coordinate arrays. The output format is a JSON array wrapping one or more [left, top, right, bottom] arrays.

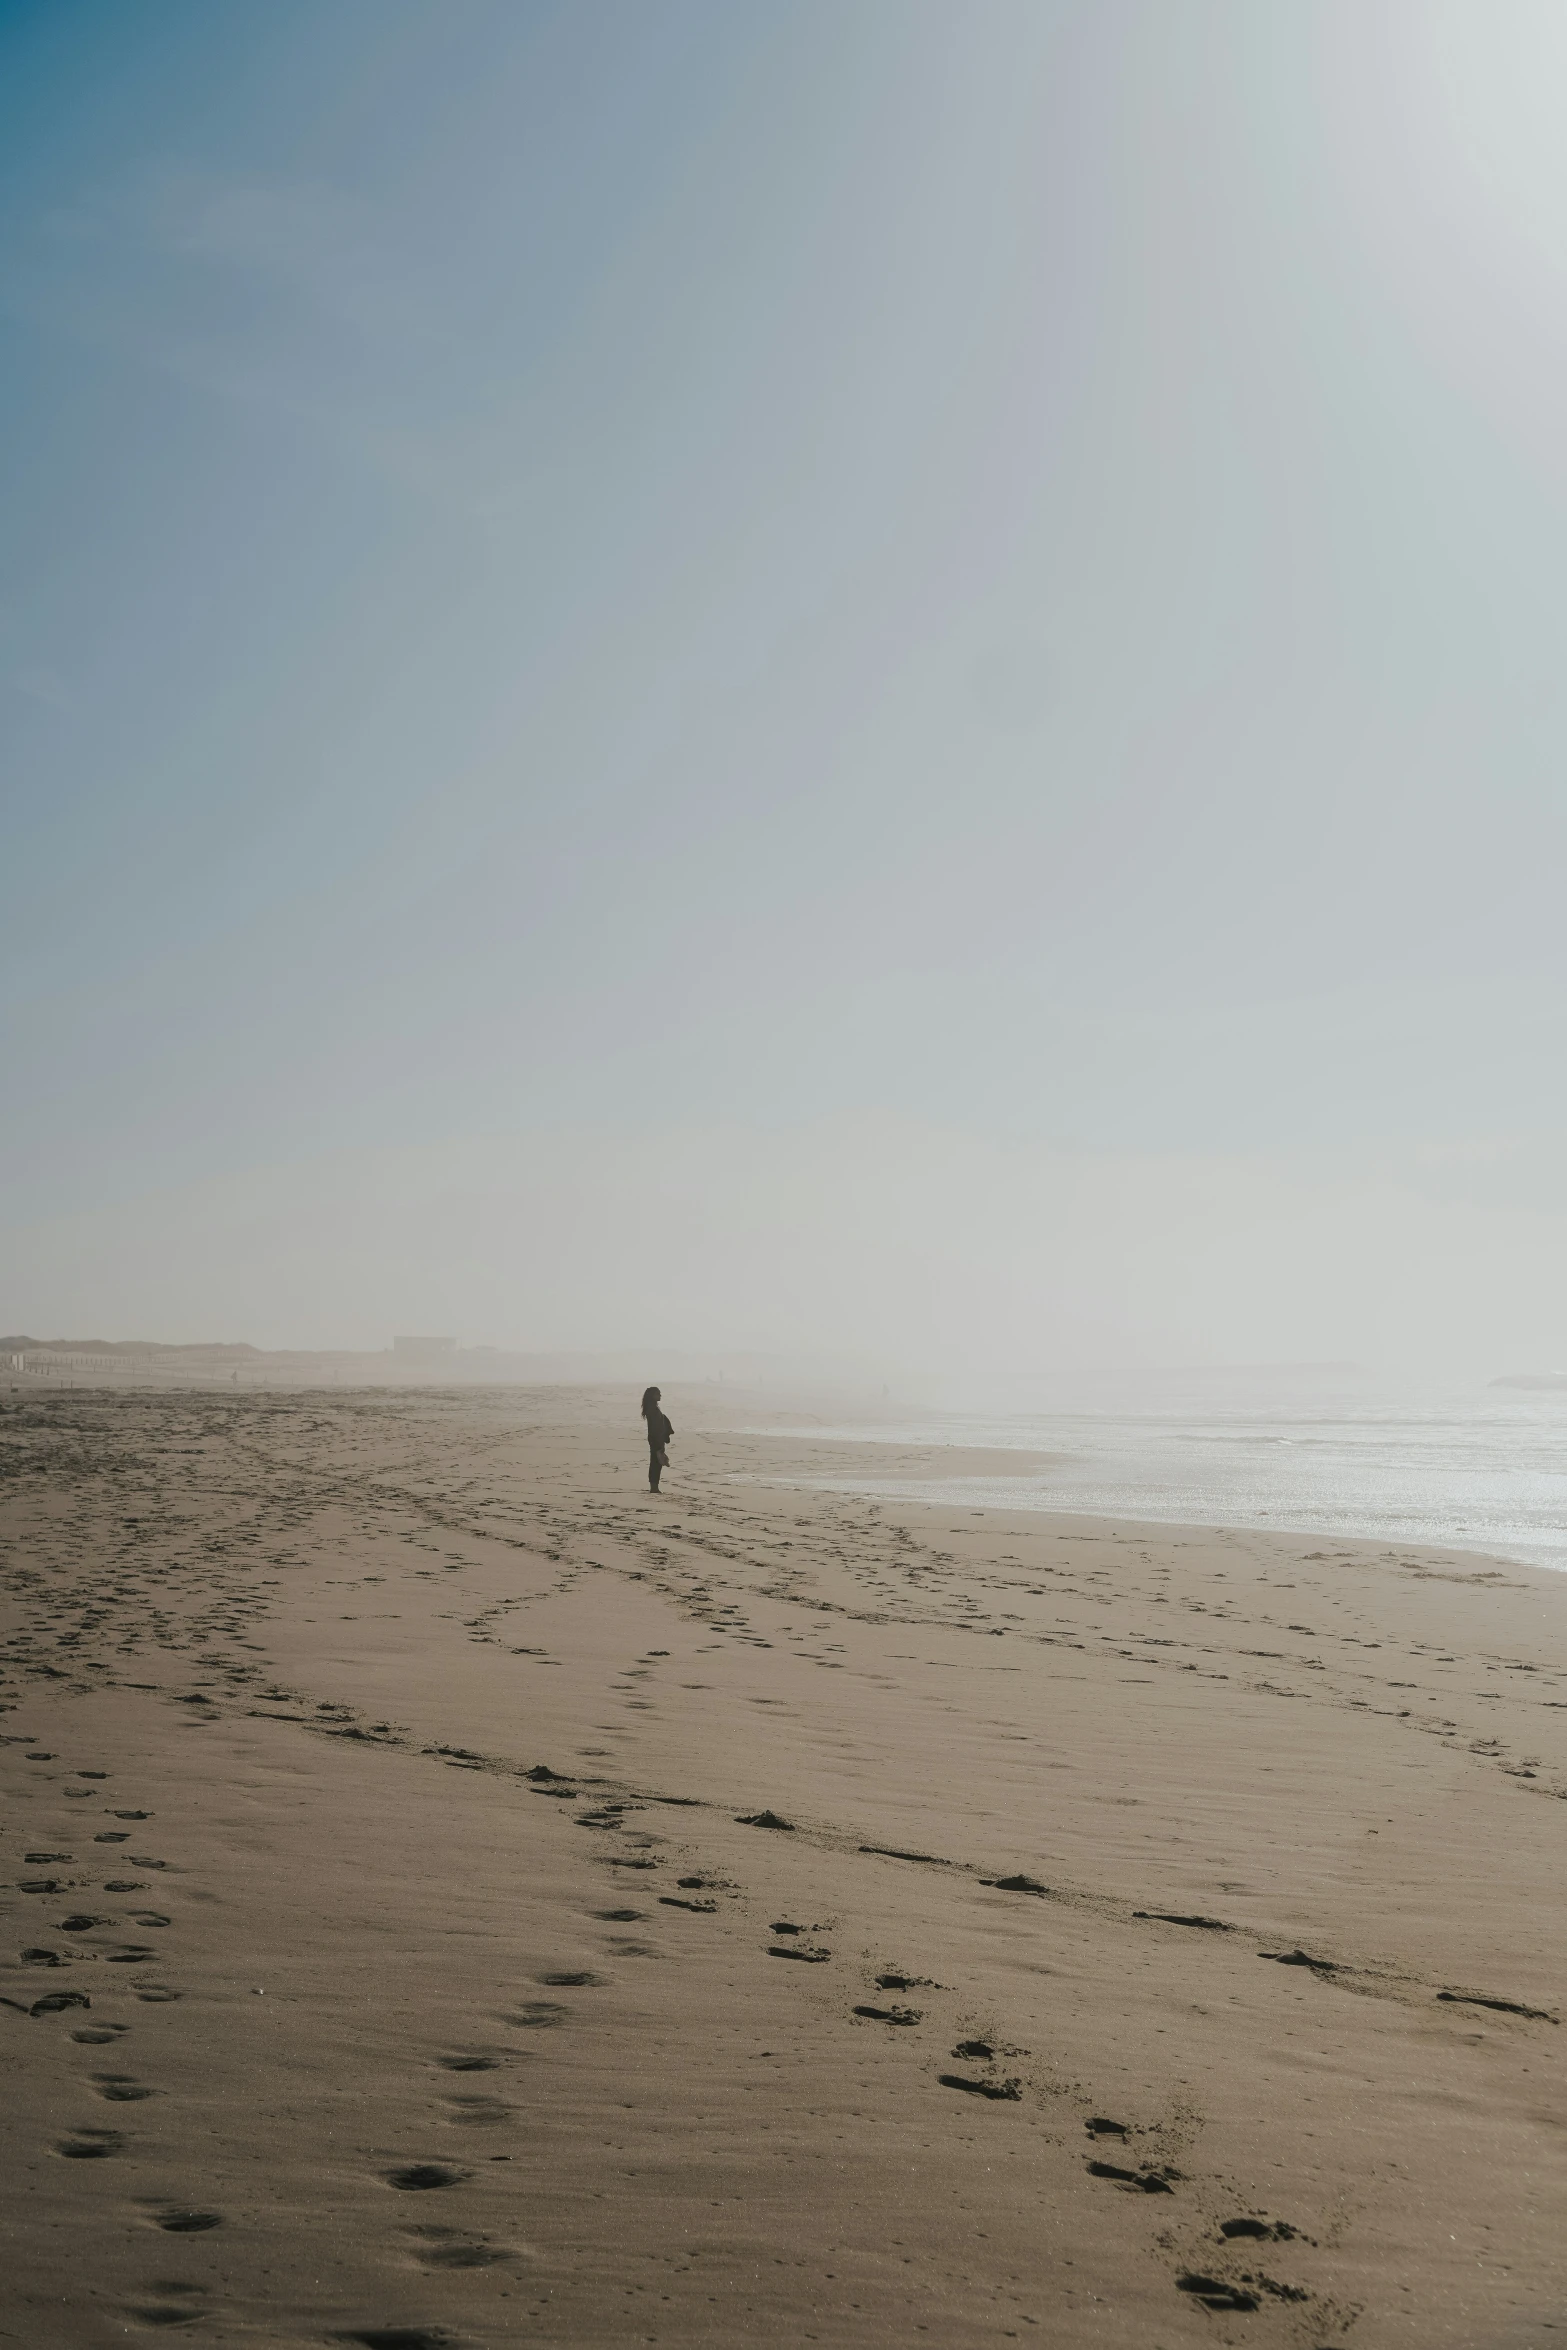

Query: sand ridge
[[2, 1383, 1564, 2347]]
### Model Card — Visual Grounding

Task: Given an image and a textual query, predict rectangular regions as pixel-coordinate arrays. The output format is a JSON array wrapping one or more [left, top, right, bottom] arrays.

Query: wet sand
[[2, 1381, 1564, 2348]]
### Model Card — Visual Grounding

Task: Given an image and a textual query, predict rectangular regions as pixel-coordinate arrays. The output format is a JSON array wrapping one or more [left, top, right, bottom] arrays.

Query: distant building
[[390, 1335, 456, 1360]]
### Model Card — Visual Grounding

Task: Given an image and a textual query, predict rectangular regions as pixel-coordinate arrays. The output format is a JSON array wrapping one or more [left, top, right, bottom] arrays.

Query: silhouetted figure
[[641, 1385, 673, 1493]]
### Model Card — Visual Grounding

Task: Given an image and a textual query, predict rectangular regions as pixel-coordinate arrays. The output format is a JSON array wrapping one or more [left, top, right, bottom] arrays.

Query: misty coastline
[[738, 1369, 1567, 1573]]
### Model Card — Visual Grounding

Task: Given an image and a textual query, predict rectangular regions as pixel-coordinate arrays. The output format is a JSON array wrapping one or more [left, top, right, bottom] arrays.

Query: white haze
[[4, 3, 1567, 1380], [9, 1117, 1566, 1383]]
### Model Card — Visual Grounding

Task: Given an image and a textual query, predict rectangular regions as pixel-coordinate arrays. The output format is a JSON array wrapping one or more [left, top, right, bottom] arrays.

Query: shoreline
[[752, 1470, 1556, 1585], [724, 1410, 1567, 1579], [4, 1382, 1564, 2346]]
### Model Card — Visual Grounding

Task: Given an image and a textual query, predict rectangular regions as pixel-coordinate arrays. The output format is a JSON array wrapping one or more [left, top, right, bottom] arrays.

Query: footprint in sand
[[30, 1989, 91, 2016], [940, 2073, 1022, 2102], [125, 2285, 207, 2328], [383, 2163, 468, 2191], [1177, 2274, 1260, 2312], [57, 2127, 125, 2159], [1087, 2158, 1174, 2193], [435, 2054, 502, 2073], [443, 2096, 510, 2128], [151, 2211, 223, 2234], [93, 2074, 156, 2102], [853, 2004, 921, 2025]]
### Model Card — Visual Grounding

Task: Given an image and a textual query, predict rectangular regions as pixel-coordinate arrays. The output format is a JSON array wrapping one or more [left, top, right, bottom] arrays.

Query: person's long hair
[[640, 1385, 661, 1423]]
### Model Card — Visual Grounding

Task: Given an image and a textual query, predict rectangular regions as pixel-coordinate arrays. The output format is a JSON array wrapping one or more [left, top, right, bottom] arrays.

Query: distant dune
[[0, 1336, 261, 1358]]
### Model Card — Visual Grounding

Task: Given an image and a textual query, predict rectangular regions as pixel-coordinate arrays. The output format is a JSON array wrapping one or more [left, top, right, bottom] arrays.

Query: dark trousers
[[648, 1443, 667, 1492]]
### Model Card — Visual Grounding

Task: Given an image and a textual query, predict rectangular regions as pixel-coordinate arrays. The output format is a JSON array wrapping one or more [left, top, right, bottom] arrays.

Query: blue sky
[[4, 1, 1567, 1368]]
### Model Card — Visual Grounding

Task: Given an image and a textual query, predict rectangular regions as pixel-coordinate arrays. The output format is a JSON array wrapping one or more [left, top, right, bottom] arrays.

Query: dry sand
[[1, 1381, 1563, 2350]]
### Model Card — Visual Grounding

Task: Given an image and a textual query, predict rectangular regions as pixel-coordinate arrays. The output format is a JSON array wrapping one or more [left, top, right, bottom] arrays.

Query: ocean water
[[786, 1368, 1567, 1574]]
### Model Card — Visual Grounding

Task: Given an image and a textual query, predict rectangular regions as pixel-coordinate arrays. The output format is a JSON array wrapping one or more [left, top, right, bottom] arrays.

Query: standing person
[[640, 1385, 673, 1493]]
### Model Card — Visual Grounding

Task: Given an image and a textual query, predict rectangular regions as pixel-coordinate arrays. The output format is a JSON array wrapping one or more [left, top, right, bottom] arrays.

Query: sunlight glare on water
[[783, 1369, 1567, 1572]]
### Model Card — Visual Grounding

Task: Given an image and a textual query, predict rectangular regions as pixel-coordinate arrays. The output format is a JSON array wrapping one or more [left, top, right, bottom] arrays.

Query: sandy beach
[[2, 1381, 1563, 2350]]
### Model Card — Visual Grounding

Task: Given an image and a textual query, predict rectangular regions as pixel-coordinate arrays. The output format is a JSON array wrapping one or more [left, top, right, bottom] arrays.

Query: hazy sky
[[4, 0, 1567, 1374]]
